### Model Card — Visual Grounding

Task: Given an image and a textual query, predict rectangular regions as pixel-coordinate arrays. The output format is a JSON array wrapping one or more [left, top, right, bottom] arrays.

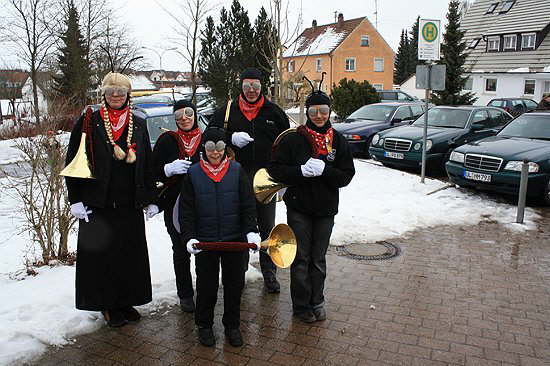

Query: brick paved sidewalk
[[29, 213, 550, 366]]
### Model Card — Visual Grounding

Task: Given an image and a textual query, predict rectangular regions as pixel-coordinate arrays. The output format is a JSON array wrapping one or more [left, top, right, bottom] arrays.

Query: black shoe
[[224, 328, 243, 347], [102, 309, 127, 327], [293, 311, 316, 324], [119, 306, 141, 322], [313, 307, 326, 321], [179, 297, 195, 313], [197, 327, 215, 347], [264, 276, 280, 294]]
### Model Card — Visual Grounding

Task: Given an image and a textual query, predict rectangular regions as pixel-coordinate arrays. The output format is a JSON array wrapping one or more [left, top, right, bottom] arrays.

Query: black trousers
[[195, 250, 245, 329], [167, 225, 194, 299], [287, 207, 334, 314]]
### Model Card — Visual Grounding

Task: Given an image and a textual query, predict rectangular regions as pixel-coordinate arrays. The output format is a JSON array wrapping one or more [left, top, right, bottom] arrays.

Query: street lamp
[[141, 47, 177, 87]]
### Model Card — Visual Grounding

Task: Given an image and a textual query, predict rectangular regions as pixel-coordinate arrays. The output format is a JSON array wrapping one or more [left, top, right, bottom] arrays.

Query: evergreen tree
[[407, 16, 422, 75], [53, 0, 90, 107], [331, 78, 380, 120], [394, 29, 410, 85], [199, 0, 256, 104], [432, 0, 476, 105]]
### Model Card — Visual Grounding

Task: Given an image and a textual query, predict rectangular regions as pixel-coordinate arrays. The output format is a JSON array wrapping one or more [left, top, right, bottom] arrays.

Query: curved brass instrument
[[253, 128, 297, 204], [253, 168, 288, 204], [59, 133, 94, 179], [262, 223, 297, 268]]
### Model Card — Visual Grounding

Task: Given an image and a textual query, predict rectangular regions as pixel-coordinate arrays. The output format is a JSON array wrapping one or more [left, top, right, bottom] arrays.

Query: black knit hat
[[304, 72, 331, 108], [240, 67, 263, 82], [200, 127, 227, 158], [173, 99, 198, 130]]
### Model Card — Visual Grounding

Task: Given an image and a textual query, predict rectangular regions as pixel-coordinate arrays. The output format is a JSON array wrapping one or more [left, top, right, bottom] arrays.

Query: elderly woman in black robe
[[64, 72, 157, 327]]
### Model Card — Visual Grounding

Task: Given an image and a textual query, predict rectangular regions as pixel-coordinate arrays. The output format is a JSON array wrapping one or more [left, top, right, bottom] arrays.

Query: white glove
[[70, 202, 92, 222], [186, 239, 202, 255], [246, 232, 261, 253], [301, 163, 315, 177], [144, 204, 159, 220], [231, 132, 254, 148], [164, 159, 192, 177], [305, 158, 325, 177]]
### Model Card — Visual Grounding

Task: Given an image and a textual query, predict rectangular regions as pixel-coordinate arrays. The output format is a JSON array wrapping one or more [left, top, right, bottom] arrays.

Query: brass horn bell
[[60, 133, 94, 179], [253, 168, 287, 204], [261, 223, 297, 268]]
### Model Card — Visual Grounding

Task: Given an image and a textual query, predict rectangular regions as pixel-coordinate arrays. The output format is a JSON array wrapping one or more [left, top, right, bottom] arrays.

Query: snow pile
[[0, 158, 541, 365]]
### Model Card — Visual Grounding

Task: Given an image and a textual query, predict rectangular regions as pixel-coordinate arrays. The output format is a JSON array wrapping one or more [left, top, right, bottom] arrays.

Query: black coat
[[65, 110, 156, 208], [179, 160, 258, 244], [210, 97, 290, 173], [152, 131, 201, 229], [267, 129, 355, 217]]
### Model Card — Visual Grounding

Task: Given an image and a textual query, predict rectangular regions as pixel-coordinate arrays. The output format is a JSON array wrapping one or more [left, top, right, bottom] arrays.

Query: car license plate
[[384, 151, 404, 159], [463, 170, 491, 182]]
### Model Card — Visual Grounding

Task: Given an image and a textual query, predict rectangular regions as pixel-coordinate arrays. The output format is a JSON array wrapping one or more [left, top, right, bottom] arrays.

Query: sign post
[[417, 19, 442, 183]]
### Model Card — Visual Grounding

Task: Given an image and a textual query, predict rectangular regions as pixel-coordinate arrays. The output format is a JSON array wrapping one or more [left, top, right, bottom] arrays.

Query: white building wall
[[397, 75, 426, 99], [466, 73, 550, 105]]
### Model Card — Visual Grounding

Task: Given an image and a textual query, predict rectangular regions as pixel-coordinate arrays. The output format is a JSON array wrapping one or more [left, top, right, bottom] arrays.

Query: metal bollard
[[516, 160, 529, 224]]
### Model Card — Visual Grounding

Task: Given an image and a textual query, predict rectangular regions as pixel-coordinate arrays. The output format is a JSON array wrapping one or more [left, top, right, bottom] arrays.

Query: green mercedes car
[[446, 111, 550, 204], [368, 106, 513, 171]]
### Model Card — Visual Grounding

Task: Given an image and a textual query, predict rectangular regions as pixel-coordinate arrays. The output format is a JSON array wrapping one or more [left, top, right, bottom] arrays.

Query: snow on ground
[[0, 158, 541, 365], [0, 133, 70, 165]]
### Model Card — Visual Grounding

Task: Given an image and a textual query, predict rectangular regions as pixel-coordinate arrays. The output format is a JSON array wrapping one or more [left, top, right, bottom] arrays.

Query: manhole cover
[[341, 241, 401, 260]]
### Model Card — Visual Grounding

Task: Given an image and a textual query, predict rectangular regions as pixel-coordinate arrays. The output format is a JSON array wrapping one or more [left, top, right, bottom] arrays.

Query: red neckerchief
[[306, 126, 334, 156], [200, 156, 230, 182], [106, 105, 130, 142], [238, 94, 264, 121], [176, 127, 202, 157]]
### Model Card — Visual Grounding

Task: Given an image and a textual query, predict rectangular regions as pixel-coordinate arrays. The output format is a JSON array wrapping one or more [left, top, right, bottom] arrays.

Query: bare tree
[[265, 0, 303, 106], [2, 0, 58, 123], [155, 0, 216, 103]]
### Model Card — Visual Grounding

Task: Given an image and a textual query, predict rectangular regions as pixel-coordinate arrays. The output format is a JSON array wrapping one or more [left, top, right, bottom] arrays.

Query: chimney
[[312, 19, 317, 29], [338, 13, 344, 25]]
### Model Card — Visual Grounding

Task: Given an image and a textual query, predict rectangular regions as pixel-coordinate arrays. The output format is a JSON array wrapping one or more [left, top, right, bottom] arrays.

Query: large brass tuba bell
[[59, 133, 94, 179], [253, 168, 287, 204], [261, 223, 297, 268]]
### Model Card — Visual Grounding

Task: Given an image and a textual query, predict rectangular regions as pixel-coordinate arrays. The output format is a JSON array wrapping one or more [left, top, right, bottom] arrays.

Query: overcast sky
[[2, 0, 452, 71]]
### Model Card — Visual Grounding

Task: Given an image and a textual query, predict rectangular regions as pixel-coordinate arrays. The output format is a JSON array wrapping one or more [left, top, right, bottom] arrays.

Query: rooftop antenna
[[374, 0, 378, 29]]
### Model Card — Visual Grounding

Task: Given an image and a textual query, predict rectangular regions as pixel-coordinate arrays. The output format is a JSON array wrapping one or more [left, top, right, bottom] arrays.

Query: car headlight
[[372, 134, 380, 145], [449, 151, 465, 164], [379, 138, 384, 146], [504, 161, 539, 173], [414, 142, 421, 151], [426, 139, 433, 151]]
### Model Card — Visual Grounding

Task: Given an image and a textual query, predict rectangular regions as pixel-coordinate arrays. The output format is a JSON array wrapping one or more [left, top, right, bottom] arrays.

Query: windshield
[[498, 115, 550, 139], [347, 105, 397, 122], [412, 108, 471, 128], [147, 115, 176, 145]]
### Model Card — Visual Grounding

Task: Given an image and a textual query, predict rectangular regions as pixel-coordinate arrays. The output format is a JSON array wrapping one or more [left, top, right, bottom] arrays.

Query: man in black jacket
[[210, 67, 290, 293], [152, 100, 202, 313], [268, 87, 355, 323]]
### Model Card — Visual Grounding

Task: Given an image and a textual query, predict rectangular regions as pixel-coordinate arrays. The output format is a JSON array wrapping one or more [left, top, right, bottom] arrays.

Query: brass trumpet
[[59, 133, 94, 179], [253, 168, 287, 204], [194, 223, 297, 268]]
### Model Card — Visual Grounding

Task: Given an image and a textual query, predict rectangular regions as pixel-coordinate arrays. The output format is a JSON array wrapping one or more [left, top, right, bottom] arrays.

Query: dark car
[[487, 98, 538, 117], [446, 111, 550, 204], [132, 106, 209, 147], [369, 106, 514, 171], [333, 102, 425, 157], [377, 90, 419, 103]]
